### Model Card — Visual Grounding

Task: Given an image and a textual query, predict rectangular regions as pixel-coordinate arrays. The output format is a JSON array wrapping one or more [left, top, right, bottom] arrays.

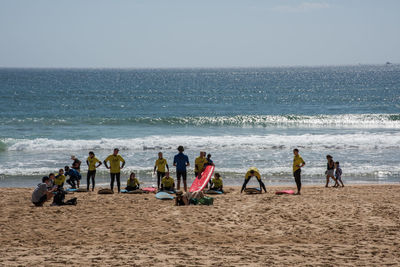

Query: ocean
[[0, 65, 399, 187]]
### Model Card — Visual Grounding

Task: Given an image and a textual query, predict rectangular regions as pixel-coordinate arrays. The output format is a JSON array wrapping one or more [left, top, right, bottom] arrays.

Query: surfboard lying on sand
[[142, 187, 157, 193], [189, 165, 215, 193], [121, 189, 147, 194], [275, 190, 295, 195], [205, 189, 223, 194], [66, 188, 78, 192], [244, 187, 261, 194], [155, 192, 174, 200], [159, 190, 176, 194]]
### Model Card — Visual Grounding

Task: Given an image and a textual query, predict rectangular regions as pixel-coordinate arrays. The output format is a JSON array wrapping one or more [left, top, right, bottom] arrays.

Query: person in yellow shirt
[[125, 172, 140, 191], [240, 167, 267, 193], [293, 148, 306, 195], [153, 152, 169, 189], [161, 172, 175, 192], [54, 169, 66, 188], [194, 151, 208, 177], [103, 148, 125, 193], [86, 151, 102, 191], [210, 173, 223, 193]]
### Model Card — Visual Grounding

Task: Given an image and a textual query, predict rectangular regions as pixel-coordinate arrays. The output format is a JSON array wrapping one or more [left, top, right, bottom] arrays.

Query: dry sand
[[0, 185, 399, 266]]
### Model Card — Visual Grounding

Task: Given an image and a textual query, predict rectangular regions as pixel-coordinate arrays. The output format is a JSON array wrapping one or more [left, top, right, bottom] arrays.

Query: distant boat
[[386, 62, 392, 65]]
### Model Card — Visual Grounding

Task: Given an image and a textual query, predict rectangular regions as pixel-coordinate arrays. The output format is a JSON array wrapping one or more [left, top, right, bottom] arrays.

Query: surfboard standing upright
[[189, 165, 215, 193]]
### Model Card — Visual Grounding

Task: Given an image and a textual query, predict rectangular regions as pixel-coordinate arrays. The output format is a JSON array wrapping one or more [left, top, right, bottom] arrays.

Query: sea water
[[0, 65, 399, 187]]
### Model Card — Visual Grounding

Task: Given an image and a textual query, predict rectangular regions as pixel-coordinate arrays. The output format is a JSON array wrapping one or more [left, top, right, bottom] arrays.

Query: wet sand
[[0, 185, 399, 266]]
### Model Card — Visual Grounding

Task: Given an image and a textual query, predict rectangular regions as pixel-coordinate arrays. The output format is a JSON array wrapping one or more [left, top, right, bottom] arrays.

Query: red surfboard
[[142, 187, 157, 193], [189, 165, 215, 193]]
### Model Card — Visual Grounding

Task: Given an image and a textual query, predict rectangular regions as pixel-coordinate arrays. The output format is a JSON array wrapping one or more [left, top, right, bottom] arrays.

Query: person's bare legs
[[325, 175, 330, 187], [331, 175, 338, 187]]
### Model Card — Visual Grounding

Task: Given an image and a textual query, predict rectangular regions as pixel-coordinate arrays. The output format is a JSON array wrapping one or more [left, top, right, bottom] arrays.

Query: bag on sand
[[65, 197, 77, 205], [198, 196, 214, 206], [98, 188, 114, 194], [53, 189, 66, 205]]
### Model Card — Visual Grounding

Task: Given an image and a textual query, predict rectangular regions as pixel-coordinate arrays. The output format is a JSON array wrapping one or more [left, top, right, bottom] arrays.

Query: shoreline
[[1, 180, 398, 189], [1, 184, 399, 266]]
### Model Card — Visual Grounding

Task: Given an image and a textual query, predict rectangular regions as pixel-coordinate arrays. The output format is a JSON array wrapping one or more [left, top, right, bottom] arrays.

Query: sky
[[0, 0, 399, 68]]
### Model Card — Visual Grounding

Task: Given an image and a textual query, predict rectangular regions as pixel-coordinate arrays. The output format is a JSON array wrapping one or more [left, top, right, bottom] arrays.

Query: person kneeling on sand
[[210, 173, 224, 193], [161, 172, 175, 192], [65, 166, 82, 189], [240, 167, 267, 193], [31, 176, 57, 206], [126, 172, 140, 191]]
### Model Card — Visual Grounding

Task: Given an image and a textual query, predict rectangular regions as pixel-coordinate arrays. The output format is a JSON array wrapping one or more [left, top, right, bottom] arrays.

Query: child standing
[[334, 161, 344, 187]]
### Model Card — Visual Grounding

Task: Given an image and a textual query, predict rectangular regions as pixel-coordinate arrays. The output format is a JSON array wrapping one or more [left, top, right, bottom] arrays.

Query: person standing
[[153, 152, 169, 189], [71, 155, 82, 188], [325, 155, 337, 187], [86, 151, 102, 191], [194, 151, 208, 177], [103, 148, 125, 193], [173, 146, 190, 192], [293, 148, 305, 195]]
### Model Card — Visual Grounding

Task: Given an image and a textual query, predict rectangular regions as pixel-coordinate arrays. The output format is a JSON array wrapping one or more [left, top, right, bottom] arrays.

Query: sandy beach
[[0, 185, 399, 266]]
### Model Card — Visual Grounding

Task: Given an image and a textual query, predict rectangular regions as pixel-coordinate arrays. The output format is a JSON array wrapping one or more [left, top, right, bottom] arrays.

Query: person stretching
[[240, 167, 267, 193]]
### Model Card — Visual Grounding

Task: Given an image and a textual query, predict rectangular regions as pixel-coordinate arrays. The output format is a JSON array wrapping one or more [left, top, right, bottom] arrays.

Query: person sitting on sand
[[64, 166, 82, 189], [54, 169, 66, 189], [175, 190, 189, 206], [126, 172, 140, 191], [210, 173, 223, 193], [325, 155, 338, 187], [334, 161, 344, 187], [240, 167, 267, 193], [31, 176, 57, 206], [161, 172, 175, 192]]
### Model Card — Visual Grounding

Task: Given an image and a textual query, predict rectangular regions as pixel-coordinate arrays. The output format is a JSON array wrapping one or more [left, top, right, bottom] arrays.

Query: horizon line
[[0, 63, 398, 70]]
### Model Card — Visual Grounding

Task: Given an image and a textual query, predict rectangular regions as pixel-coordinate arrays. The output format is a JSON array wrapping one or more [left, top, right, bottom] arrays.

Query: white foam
[[3, 132, 400, 152]]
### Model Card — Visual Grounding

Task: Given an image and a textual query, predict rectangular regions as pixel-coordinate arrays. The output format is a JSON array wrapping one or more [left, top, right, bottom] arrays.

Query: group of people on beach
[[31, 146, 343, 206]]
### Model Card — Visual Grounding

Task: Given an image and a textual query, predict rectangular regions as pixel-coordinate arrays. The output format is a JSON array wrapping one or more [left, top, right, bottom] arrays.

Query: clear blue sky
[[1, 0, 399, 68]]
